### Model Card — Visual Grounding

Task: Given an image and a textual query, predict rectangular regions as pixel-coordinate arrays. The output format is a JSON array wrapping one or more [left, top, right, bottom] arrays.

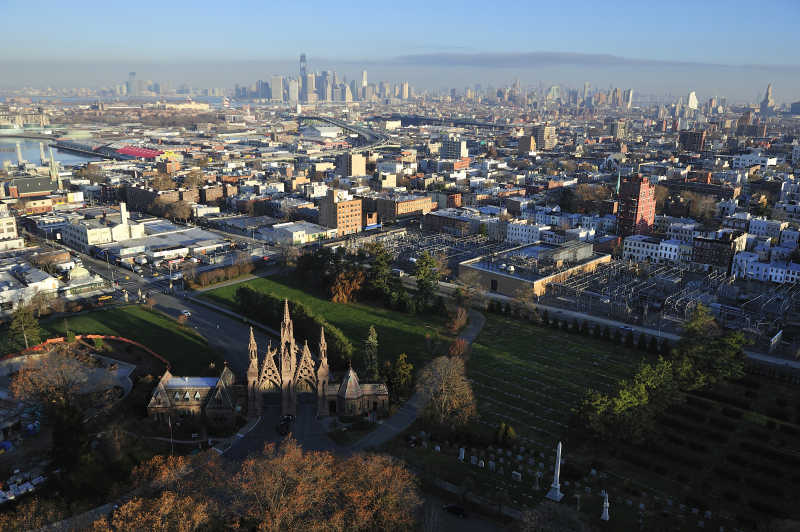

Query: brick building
[[617, 175, 656, 237]]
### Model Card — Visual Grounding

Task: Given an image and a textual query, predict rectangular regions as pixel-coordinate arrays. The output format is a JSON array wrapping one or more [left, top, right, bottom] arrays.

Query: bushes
[[234, 286, 353, 368]]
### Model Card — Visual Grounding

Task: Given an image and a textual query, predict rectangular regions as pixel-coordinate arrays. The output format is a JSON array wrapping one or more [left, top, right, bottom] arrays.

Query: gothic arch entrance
[[246, 301, 330, 418]]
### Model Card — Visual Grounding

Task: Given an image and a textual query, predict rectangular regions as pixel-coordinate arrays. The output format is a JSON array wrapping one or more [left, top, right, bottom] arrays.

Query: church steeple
[[248, 326, 258, 361], [318, 326, 327, 364]]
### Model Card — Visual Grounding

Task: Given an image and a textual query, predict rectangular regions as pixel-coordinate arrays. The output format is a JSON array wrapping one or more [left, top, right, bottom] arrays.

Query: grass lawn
[[200, 275, 452, 370], [467, 315, 648, 445], [43, 306, 222, 375]]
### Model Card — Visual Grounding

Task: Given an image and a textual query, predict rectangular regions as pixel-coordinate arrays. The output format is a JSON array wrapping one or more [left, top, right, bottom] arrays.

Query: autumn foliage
[[91, 439, 421, 531], [447, 306, 469, 334], [329, 269, 366, 303]]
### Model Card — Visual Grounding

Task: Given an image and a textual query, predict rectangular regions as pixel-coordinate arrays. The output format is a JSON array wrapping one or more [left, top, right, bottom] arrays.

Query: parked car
[[181, 310, 192, 318]]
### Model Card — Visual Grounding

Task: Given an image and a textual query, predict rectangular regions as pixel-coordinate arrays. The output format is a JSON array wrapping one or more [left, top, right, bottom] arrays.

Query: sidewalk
[[350, 309, 486, 451]]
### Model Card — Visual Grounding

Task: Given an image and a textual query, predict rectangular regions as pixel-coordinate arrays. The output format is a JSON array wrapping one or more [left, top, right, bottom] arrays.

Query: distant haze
[[2, 0, 799, 102], [1, 54, 798, 103]]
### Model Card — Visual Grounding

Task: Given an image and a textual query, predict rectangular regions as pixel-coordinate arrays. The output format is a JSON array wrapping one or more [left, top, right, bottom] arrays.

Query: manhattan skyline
[[1, 0, 799, 100]]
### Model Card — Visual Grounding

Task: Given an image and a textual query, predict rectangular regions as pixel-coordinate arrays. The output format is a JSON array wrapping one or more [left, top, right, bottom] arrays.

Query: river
[[0, 138, 101, 167]]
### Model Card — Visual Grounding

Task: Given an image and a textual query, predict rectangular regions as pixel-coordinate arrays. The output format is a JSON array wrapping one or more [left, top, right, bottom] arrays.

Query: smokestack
[[120, 202, 129, 226]]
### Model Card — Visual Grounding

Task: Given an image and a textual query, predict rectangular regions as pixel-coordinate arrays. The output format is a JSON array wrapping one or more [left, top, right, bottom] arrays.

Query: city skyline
[[2, 0, 800, 100]]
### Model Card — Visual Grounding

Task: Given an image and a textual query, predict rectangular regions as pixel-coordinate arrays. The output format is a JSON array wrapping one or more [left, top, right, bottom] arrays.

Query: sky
[[2, 0, 799, 101]]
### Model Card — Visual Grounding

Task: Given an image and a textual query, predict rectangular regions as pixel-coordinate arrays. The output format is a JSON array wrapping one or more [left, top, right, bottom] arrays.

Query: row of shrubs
[[486, 301, 674, 354], [234, 286, 353, 369]]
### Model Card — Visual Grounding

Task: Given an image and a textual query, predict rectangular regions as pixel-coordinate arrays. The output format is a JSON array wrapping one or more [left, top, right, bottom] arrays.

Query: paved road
[[73, 250, 275, 375], [224, 401, 340, 461]]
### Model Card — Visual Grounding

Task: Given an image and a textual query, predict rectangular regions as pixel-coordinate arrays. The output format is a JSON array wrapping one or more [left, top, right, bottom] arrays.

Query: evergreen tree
[[414, 252, 440, 311], [9, 305, 41, 351], [389, 353, 414, 399], [364, 326, 380, 381]]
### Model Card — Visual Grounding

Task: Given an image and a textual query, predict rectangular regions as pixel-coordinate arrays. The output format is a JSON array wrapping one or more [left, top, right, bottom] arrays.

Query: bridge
[[297, 115, 391, 152], [381, 114, 519, 130]]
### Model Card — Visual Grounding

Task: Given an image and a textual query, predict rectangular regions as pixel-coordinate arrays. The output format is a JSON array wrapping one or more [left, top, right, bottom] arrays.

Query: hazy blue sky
[[2, 0, 799, 101]]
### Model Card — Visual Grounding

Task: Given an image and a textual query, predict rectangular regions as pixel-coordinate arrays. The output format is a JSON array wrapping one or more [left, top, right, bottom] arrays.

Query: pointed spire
[[318, 326, 327, 362], [248, 326, 257, 360], [283, 299, 290, 324]]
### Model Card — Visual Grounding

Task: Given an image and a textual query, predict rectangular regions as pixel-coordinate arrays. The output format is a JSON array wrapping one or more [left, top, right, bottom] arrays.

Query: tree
[[447, 306, 469, 333], [11, 343, 100, 465], [417, 356, 477, 429], [388, 353, 414, 399], [415, 251, 440, 311], [152, 175, 174, 191], [91, 491, 211, 532], [363, 326, 380, 381], [0, 497, 67, 532], [229, 439, 420, 531], [365, 242, 393, 300], [166, 200, 192, 222], [448, 337, 470, 358], [329, 269, 365, 304], [9, 305, 41, 350]]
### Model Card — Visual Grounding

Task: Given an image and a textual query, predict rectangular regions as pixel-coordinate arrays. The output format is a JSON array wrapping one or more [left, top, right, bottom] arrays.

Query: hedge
[[234, 286, 353, 369]]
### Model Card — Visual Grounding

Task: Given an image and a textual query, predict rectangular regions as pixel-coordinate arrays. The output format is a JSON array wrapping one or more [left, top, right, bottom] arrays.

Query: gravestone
[[488, 460, 496, 472], [479, 460, 485, 469], [533, 472, 541, 490], [471, 456, 477, 465], [585, 487, 591, 494], [590, 468, 597, 476], [512, 471, 522, 482], [458, 448, 465, 461], [539, 462, 544, 469], [601, 493, 610, 521], [434, 445, 441, 452], [704, 511, 712, 519]]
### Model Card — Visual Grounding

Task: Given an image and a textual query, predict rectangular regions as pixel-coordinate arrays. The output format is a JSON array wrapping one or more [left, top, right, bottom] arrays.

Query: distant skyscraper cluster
[[234, 53, 414, 103]]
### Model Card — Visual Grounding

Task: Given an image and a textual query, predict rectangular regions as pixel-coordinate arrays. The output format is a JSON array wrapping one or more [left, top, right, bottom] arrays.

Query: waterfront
[[0, 137, 101, 166]]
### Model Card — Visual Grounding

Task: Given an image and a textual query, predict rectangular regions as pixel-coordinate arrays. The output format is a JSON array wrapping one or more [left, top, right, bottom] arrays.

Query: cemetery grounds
[[386, 314, 800, 530]]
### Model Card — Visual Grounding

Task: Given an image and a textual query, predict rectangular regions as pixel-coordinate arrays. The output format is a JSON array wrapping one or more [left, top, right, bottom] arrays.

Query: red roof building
[[117, 146, 163, 159]]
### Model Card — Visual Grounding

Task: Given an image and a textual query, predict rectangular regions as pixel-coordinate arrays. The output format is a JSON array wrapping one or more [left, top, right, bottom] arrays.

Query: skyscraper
[[361, 70, 367, 88], [623, 89, 634, 110], [287, 79, 299, 103], [299, 53, 307, 78], [687, 91, 699, 110], [617, 175, 656, 237], [270, 76, 284, 102], [760, 83, 775, 114]]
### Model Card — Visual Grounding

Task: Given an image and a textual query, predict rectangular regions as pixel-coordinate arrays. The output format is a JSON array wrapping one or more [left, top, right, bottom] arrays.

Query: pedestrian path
[[350, 309, 485, 451]]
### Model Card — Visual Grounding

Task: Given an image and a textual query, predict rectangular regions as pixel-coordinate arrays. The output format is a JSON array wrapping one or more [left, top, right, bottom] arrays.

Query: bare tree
[[416, 356, 477, 429], [11, 343, 92, 413]]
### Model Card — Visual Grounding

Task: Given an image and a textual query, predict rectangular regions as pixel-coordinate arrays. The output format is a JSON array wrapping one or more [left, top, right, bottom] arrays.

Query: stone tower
[[316, 326, 330, 417], [280, 300, 297, 416], [246, 327, 260, 415]]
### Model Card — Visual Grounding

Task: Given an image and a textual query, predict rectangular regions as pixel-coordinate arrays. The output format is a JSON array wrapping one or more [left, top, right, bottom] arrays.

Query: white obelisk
[[601, 492, 610, 521], [546, 441, 564, 501]]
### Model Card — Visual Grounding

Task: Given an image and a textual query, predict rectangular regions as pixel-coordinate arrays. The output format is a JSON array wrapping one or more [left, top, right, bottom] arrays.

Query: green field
[[468, 315, 648, 445], [43, 306, 222, 374], [200, 275, 451, 369]]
